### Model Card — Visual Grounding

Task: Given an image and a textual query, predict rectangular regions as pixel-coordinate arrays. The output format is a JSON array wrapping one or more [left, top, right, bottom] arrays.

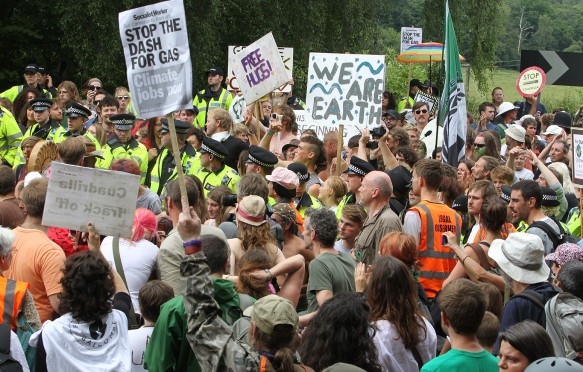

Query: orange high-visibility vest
[[412, 201, 461, 299], [0, 276, 29, 330]]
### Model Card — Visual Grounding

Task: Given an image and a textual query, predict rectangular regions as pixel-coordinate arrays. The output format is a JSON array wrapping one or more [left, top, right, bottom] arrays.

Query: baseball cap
[[242, 294, 298, 334], [545, 243, 583, 266], [266, 167, 299, 189], [206, 66, 225, 76], [542, 125, 563, 136]]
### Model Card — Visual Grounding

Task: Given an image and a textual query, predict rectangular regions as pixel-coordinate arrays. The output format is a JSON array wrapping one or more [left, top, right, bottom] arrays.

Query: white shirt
[[128, 327, 154, 372], [467, 223, 480, 243], [420, 118, 444, 158], [40, 310, 130, 372], [101, 237, 159, 314], [374, 318, 437, 372], [515, 168, 534, 181], [9, 331, 29, 372]]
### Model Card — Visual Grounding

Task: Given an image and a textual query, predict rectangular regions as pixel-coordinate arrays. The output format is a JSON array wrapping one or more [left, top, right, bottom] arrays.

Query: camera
[[223, 194, 238, 207], [271, 113, 282, 120], [88, 85, 97, 91], [366, 141, 379, 150], [370, 126, 386, 139]]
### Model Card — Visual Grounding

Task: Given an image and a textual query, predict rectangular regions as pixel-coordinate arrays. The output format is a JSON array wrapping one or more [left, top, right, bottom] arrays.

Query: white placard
[[228, 32, 289, 104], [572, 128, 583, 187], [400, 27, 423, 53], [305, 53, 385, 140], [295, 110, 332, 140], [228, 46, 293, 93], [42, 162, 140, 238], [118, 0, 193, 119]]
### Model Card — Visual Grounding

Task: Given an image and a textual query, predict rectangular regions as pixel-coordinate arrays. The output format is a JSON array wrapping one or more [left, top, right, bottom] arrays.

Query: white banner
[[228, 45, 293, 93], [119, 0, 193, 119], [305, 53, 385, 140], [228, 32, 289, 104], [42, 162, 140, 238], [400, 27, 423, 53]]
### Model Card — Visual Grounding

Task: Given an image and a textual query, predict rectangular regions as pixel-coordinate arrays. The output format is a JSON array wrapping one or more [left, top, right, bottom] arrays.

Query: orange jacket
[[0, 276, 29, 330], [411, 201, 462, 299]]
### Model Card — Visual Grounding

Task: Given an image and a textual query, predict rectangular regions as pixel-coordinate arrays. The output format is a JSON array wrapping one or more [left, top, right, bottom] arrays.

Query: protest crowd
[[1, 53, 583, 372]]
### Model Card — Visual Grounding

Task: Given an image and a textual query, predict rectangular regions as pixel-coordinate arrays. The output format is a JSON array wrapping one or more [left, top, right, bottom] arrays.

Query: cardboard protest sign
[[572, 127, 583, 188], [119, 0, 192, 119], [305, 53, 385, 139], [43, 162, 140, 238], [228, 45, 293, 93], [414, 91, 438, 116], [228, 32, 289, 104], [295, 110, 328, 140], [400, 27, 423, 53]]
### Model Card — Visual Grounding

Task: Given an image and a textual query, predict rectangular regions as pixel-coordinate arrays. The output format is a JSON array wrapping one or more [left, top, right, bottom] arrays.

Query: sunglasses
[[475, 143, 486, 148], [117, 96, 129, 100], [415, 109, 428, 115], [88, 85, 99, 91]]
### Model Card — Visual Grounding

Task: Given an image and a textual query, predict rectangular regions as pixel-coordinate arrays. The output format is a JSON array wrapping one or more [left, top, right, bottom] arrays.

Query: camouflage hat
[[243, 294, 298, 334]]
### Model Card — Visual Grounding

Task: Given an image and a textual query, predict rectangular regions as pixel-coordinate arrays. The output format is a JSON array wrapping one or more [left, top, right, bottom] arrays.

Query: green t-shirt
[[307, 251, 356, 313], [420, 349, 499, 372]]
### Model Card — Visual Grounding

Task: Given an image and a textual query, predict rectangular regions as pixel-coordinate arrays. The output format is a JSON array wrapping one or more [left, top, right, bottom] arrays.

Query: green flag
[[438, 0, 467, 166]]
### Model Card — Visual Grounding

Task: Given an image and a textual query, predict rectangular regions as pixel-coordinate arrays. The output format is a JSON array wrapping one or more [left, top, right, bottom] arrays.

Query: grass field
[[465, 68, 583, 114]]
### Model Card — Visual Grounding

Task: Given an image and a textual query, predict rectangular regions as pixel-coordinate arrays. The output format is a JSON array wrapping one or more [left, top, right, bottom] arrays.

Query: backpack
[[527, 218, 581, 251], [0, 323, 23, 372], [545, 292, 583, 363]]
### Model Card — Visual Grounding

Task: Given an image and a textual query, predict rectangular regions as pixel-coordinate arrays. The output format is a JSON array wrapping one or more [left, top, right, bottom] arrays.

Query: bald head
[[324, 131, 338, 143], [366, 171, 393, 200]]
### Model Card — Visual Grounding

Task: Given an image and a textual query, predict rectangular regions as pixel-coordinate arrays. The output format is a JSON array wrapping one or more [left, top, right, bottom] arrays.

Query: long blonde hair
[[548, 162, 575, 195]]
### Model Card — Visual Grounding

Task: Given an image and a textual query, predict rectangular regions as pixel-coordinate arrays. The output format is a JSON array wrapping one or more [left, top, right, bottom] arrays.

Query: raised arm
[[441, 231, 504, 291], [250, 254, 305, 307]]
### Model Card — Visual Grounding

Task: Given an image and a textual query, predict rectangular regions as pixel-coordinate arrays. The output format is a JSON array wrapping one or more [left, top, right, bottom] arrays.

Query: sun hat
[[236, 195, 267, 226], [488, 232, 550, 284], [496, 102, 519, 118], [505, 124, 526, 143]]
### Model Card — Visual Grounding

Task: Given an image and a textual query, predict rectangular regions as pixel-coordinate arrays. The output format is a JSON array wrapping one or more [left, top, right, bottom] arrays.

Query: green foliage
[[2, 0, 583, 113]]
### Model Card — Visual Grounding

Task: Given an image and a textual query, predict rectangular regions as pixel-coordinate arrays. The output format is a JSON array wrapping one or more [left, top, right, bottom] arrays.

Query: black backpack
[[0, 323, 23, 372], [527, 218, 580, 251]]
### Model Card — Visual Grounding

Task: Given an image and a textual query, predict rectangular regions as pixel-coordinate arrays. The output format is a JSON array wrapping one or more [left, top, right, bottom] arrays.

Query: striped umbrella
[[397, 42, 465, 63]]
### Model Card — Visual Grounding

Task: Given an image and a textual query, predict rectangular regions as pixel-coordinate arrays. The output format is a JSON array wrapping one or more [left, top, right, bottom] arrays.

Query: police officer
[[196, 137, 239, 196], [150, 118, 201, 195], [287, 162, 322, 217], [245, 145, 278, 177], [192, 66, 233, 129], [0, 64, 52, 102], [36, 66, 57, 99], [337, 156, 375, 217], [13, 98, 66, 169], [0, 105, 23, 167], [54, 102, 101, 149], [99, 114, 148, 183]]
